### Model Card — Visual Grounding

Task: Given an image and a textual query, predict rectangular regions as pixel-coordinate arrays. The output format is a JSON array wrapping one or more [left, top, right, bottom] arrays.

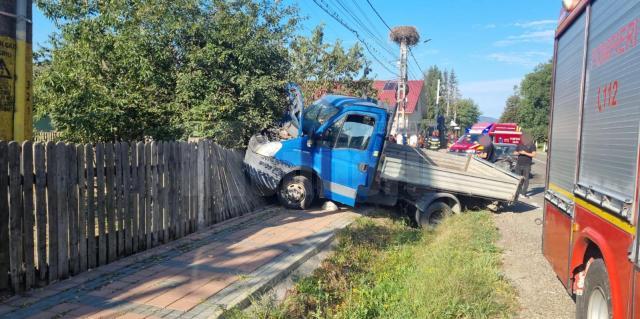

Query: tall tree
[[288, 25, 374, 102], [499, 86, 521, 123], [34, 0, 298, 147], [455, 98, 481, 130], [516, 61, 552, 142], [422, 65, 442, 121]]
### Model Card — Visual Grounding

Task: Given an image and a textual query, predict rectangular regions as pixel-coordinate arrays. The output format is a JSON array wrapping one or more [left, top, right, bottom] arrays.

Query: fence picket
[[105, 143, 116, 262], [86, 144, 96, 269], [22, 141, 35, 290], [68, 145, 79, 275], [77, 145, 87, 273], [34, 143, 47, 285], [161, 142, 169, 243], [8, 142, 23, 292], [151, 141, 159, 247], [122, 142, 132, 255], [131, 143, 139, 253], [136, 142, 145, 251], [145, 143, 152, 249], [45, 141, 58, 282], [115, 142, 124, 257], [95, 143, 107, 266], [56, 142, 69, 279]]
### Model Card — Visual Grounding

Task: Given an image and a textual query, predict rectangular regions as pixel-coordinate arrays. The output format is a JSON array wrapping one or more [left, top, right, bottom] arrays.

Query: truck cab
[[244, 95, 390, 209]]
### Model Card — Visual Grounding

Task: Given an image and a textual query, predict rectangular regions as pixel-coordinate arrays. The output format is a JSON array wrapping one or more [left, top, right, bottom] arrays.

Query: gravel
[[493, 158, 575, 318]]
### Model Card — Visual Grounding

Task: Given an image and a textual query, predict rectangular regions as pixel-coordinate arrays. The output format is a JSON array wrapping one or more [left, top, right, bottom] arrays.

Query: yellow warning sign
[[0, 36, 15, 141]]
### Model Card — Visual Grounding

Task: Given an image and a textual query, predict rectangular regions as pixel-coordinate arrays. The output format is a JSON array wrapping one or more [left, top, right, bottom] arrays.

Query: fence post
[[96, 143, 107, 266], [86, 144, 96, 269], [196, 140, 205, 229], [68, 145, 79, 275], [77, 145, 87, 273], [56, 142, 69, 279]]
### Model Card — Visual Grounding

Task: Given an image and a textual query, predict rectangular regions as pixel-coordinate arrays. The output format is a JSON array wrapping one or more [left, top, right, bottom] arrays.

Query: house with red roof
[[373, 80, 426, 136]]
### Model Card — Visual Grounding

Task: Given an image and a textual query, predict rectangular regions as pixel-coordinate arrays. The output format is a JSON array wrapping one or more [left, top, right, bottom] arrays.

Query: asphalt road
[[493, 153, 576, 318]]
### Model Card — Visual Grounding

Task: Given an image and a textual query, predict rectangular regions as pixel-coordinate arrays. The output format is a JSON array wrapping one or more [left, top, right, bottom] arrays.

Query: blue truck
[[244, 94, 522, 226]]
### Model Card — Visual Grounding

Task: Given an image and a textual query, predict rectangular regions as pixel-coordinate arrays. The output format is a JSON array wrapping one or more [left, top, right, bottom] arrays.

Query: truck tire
[[417, 201, 451, 228], [576, 259, 612, 319], [278, 175, 315, 210]]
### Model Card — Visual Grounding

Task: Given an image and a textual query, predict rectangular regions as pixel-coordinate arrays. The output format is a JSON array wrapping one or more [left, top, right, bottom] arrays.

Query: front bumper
[[243, 135, 288, 196]]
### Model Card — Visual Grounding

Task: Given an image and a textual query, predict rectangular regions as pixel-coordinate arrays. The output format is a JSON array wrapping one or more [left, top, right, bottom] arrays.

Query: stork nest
[[389, 26, 420, 46]]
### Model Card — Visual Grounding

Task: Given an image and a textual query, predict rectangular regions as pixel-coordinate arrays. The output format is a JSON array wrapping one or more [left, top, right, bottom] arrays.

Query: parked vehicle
[[491, 123, 522, 145], [448, 122, 493, 154], [542, 1, 640, 318], [244, 94, 523, 227]]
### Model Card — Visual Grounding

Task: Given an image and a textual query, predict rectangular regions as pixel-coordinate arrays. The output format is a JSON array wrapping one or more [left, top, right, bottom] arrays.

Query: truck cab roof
[[319, 94, 389, 114]]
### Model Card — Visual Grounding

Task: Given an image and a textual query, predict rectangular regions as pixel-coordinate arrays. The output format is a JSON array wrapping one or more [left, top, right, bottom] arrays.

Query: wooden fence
[[0, 140, 264, 295]]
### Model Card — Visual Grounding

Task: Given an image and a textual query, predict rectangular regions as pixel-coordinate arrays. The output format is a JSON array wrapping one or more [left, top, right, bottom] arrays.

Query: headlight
[[255, 142, 282, 157], [466, 149, 476, 154]]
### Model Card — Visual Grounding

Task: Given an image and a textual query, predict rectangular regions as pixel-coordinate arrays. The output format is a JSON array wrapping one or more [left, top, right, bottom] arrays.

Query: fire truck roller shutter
[[549, 11, 586, 200], [578, 0, 640, 206]]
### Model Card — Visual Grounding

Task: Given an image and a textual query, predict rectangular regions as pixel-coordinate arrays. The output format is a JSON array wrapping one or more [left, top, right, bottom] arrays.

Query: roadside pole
[[0, 0, 33, 142]]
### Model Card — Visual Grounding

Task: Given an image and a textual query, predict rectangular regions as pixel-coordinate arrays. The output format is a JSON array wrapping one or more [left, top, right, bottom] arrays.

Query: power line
[[311, 0, 397, 76], [365, 0, 426, 77]]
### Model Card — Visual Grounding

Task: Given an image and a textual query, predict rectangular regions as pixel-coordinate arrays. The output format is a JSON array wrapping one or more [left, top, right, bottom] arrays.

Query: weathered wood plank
[[105, 143, 117, 262], [56, 142, 69, 279], [168, 142, 177, 239], [8, 142, 24, 292], [22, 141, 35, 290], [196, 140, 205, 229], [45, 141, 58, 282], [34, 143, 47, 284], [85, 144, 96, 269], [189, 143, 197, 232], [136, 142, 145, 251], [122, 142, 132, 255], [179, 142, 189, 238], [210, 143, 222, 223], [95, 143, 107, 266], [161, 141, 169, 243], [214, 144, 232, 220], [115, 142, 124, 257], [151, 141, 160, 247], [131, 143, 139, 253], [0, 141, 8, 291], [77, 145, 87, 273], [68, 145, 79, 276], [145, 143, 152, 249]]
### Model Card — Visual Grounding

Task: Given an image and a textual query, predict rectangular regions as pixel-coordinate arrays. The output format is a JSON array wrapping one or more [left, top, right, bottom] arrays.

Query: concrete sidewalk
[[0, 206, 359, 319]]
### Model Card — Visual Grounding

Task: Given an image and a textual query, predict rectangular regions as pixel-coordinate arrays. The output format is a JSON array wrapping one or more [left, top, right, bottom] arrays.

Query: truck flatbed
[[381, 143, 522, 202]]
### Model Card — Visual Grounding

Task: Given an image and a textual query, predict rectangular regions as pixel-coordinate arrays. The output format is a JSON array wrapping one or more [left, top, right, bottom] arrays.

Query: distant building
[[373, 80, 426, 136]]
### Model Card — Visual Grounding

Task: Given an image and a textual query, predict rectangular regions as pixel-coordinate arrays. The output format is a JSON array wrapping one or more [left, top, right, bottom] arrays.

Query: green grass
[[225, 211, 517, 319]]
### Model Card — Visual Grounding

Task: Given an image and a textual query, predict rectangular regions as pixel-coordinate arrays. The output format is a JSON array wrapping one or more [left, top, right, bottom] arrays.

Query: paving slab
[[0, 206, 359, 319]]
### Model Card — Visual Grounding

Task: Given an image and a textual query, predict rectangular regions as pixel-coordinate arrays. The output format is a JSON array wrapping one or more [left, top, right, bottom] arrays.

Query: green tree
[[516, 61, 552, 142], [289, 25, 374, 102], [499, 86, 521, 123], [422, 65, 442, 121], [455, 98, 481, 131], [34, 0, 298, 147]]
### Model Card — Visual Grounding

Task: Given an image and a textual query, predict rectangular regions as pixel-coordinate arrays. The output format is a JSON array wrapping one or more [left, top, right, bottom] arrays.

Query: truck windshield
[[302, 101, 339, 135], [457, 134, 481, 144]]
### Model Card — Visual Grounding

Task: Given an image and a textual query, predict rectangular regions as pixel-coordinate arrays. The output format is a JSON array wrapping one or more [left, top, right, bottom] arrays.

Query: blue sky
[[32, 0, 560, 118]]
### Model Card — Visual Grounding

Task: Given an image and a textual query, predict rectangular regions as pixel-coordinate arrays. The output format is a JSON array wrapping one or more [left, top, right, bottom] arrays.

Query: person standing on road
[[514, 133, 536, 198]]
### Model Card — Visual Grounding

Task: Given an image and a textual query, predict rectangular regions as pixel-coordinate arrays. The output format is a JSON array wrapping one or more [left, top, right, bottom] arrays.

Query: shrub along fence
[[0, 139, 264, 295]]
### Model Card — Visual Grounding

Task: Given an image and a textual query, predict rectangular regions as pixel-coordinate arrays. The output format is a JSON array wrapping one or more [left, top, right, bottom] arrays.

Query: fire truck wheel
[[576, 259, 612, 319], [417, 201, 451, 228], [278, 175, 315, 210]]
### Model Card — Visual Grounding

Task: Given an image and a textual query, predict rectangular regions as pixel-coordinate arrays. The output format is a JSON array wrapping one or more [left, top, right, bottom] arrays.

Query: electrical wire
[[311, 0, 398, 76]]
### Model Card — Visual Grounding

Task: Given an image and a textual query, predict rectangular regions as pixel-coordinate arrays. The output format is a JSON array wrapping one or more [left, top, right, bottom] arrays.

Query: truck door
[[315, 112, 379, 206]]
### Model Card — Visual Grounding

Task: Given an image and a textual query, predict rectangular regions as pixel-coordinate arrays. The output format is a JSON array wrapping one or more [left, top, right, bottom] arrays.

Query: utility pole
[[0, 0, 33, 142], [390, 26, 419, 142]]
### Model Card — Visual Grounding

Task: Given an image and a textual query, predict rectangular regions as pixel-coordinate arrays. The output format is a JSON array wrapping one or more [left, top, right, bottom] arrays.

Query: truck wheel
[[417, 201, 451, 228], [278, 175, 315, 210], [576, 259, 612, 319]]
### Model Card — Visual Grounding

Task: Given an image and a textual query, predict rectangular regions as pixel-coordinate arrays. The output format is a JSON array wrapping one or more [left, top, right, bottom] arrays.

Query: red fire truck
[[543, 0, 640, 318]]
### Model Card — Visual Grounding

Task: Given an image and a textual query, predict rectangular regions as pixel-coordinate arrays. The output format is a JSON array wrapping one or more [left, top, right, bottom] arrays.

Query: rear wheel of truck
[[576, 259, 612, 319], [417, 201, 452, 229], [278, 175, 315, 210]]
